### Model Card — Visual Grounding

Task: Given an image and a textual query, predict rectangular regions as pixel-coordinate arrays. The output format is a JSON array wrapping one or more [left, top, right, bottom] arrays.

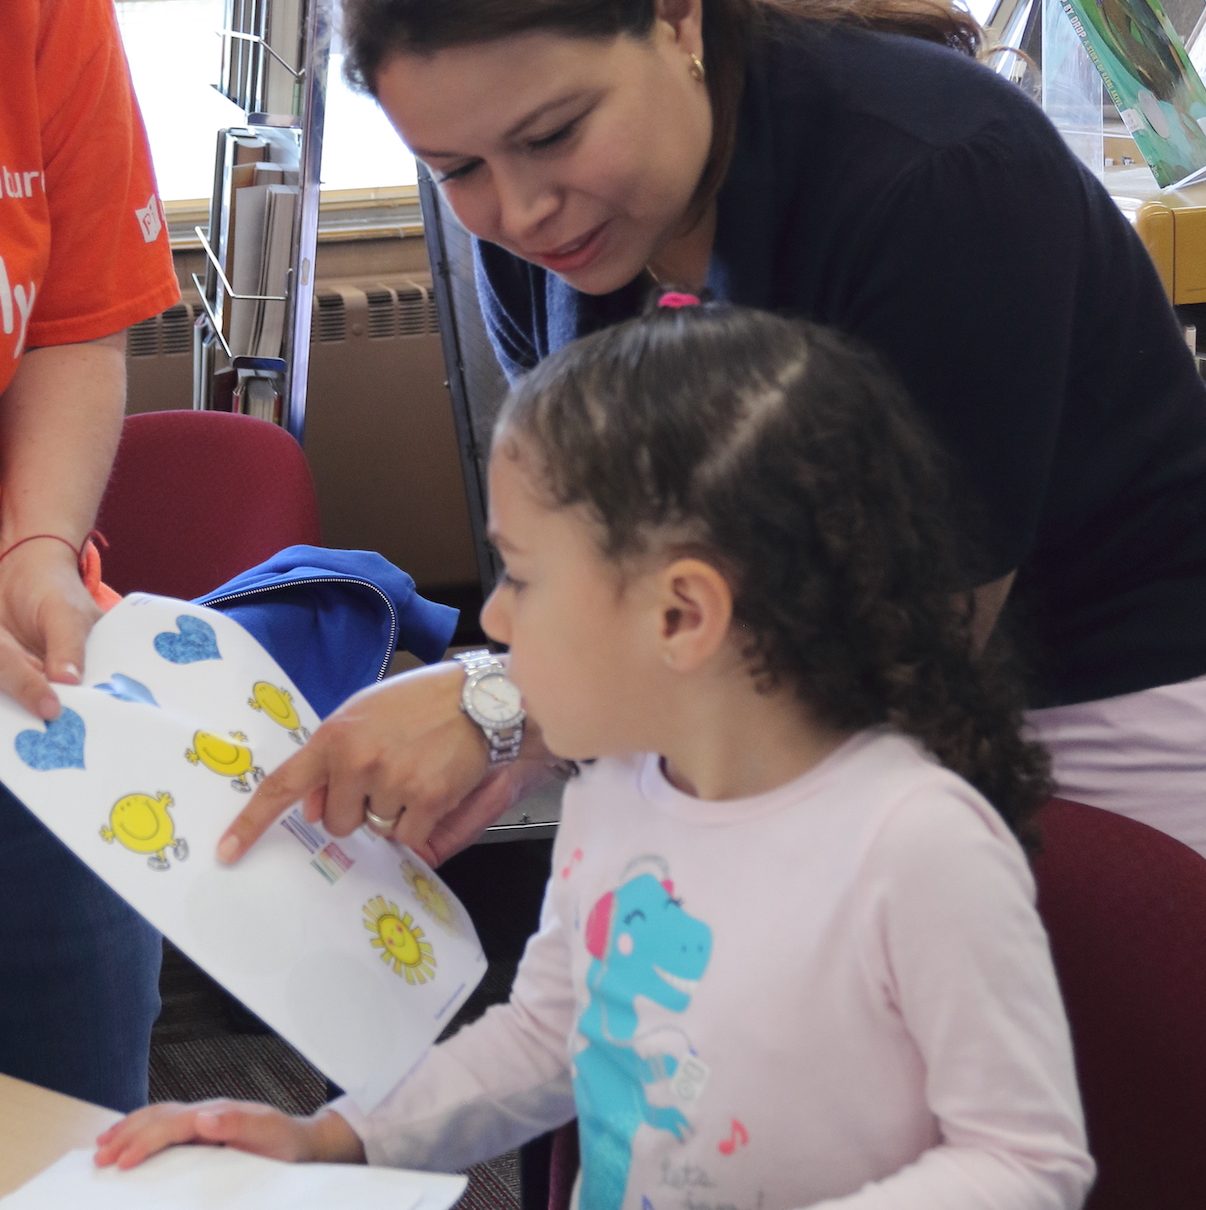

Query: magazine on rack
[[1058, 0, 1206, 186]]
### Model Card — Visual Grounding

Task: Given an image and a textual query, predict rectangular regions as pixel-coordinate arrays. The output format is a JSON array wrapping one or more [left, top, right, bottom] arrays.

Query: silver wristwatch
[[453, 648, 526, 766]]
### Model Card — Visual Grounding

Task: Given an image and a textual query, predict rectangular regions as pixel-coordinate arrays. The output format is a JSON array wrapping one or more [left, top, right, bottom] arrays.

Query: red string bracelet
[[0, 530, 107, 576]]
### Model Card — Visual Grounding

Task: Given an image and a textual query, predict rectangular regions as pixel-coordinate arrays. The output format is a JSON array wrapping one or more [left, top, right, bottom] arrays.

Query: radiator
[[123, 278, 477, 593], [125, 300, 200, 414], [304, 276, 478, 591]]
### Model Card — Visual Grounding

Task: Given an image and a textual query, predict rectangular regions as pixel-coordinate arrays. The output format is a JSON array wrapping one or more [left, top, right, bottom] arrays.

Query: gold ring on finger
[[363, 798, 406, 835]]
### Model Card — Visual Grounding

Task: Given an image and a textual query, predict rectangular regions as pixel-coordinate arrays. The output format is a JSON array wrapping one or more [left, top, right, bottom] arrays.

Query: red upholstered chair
[[545, 799, 1206, 1210], [95, 409, 321, 599], [1030, 797, 1206, 1210], [547, 1125, 578, 1210]]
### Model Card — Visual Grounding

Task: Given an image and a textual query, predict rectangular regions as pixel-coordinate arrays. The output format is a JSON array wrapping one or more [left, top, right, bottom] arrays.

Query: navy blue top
[[474, 18, 1206, 708]]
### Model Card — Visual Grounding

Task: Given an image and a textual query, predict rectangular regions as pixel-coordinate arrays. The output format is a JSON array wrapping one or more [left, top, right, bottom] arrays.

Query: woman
[[1, 0, 180, 1110], [222, 0, 1206, 862]]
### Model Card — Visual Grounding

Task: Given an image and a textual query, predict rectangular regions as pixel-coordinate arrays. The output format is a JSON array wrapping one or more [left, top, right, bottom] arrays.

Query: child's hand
[[93, 1100, 365, 1170]]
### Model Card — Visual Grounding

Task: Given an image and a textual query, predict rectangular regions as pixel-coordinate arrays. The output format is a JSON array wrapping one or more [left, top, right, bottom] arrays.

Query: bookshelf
[[192, 0, 332, 439]]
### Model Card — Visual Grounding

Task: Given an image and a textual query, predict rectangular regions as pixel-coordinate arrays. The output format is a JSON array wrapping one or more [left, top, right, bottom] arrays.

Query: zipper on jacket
[[200, 576, 400, 683]]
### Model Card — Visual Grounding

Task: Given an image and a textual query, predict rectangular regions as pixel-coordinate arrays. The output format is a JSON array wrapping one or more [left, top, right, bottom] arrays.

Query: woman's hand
[[0, 539, 100, 717], [93, 1100, 364, 1170], [0, 332, 128, 716], [216, 661, 553, 867]]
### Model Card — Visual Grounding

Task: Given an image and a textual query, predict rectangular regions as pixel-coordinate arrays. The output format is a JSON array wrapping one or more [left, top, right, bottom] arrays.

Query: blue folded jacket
[[195, 545, 459, 718]]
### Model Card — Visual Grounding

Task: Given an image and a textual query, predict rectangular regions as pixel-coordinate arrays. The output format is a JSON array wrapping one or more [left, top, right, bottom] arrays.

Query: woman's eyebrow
[[501, 91, 592, 140], [412, 91, 593, 160]]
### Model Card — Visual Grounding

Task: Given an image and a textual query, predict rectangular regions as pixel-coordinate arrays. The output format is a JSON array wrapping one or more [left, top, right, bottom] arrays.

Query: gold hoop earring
[[688, 53, 705, 83]]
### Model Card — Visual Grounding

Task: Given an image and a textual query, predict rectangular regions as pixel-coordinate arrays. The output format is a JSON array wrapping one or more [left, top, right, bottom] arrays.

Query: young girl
[[96, 300, 1093, 1208]]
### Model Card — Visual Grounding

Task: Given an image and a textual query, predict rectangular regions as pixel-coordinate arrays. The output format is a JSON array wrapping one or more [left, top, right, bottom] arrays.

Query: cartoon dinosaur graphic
[[574, 871, 712, 1210]]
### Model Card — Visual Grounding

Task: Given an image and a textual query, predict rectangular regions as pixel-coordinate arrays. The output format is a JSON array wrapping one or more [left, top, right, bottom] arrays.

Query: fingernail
[[61, 662, 81, 684], [216, 835, 241, 864], [37, 693, 60, 719]]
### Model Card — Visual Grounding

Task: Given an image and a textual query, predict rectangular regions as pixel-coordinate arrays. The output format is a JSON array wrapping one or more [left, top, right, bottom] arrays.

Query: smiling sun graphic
[[363, 896, 437, 984], [402, 862, 456, 930]]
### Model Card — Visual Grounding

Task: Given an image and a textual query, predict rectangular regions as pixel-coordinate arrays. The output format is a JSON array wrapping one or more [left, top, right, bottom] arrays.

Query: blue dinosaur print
[[574, 872, 712, 1210]]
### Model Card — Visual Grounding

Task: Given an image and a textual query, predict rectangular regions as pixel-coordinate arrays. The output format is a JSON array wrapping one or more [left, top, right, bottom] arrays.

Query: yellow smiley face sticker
[[363, 896, 437, 984]]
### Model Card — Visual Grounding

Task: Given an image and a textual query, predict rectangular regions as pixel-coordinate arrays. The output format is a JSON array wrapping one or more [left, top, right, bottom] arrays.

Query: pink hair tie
[[658, 291, 701, 309]]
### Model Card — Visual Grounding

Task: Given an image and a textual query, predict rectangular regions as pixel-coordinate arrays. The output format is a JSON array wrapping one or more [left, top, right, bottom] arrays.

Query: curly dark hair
[[494, 301, 1050, 843]]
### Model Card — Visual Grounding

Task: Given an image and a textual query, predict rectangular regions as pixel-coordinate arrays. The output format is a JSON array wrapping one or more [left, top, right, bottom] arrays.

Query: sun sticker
[[363, 896, 437, 984], [402, 862, 457, 931]]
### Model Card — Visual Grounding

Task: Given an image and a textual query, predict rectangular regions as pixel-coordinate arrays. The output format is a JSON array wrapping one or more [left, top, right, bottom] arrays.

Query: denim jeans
[[0, 781, 161, 1112]]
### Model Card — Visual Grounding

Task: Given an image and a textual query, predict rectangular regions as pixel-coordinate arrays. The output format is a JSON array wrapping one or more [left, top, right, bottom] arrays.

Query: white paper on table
[[0, 1148, 467, 1210], [0, 595, 486, 1110]]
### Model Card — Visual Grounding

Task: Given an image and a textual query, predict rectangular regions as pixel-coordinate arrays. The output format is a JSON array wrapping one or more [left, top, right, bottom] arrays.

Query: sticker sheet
[[0, 595, 486, 1111], [0, 1147, 466, 1210]]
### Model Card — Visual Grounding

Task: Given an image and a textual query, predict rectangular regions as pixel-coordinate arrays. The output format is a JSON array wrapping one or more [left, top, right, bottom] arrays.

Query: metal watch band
[[454, 649, 524, 766], [484, 725, 524, 766], [454, 648, 499, 677]]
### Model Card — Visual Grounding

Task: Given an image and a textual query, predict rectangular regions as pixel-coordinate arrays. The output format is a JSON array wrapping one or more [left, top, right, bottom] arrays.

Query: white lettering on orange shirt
[[0, 165, 45, 199], [0, 254, 36, 360]]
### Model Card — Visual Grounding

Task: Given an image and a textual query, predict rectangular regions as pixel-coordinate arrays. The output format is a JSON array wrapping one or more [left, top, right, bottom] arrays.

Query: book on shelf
[[235, 372, 284, 424], [225, 0, 249, 108], [1058, 0, 1206, 186], [208, 130, 269, 340], [226, 180, 270, 357], [264, 0, 304, 118], [223, 0, 302, 116], [227, 180, 298, 360], [228, 179, 298, 358], [254, 182, 299, 358]]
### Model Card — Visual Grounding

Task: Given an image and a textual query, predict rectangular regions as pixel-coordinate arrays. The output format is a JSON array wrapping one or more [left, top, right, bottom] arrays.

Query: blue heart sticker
[[154, 615, 221, 664], [94, 674, 159, 707], [16, 707, 86, 771]]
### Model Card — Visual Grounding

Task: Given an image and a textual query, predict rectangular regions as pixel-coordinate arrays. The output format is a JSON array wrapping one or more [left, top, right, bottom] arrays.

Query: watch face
[[468, 672, 523, 724]]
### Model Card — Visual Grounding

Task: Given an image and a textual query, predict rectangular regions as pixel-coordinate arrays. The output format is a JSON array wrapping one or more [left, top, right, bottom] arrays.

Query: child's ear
[[657, 557, 732, 671]]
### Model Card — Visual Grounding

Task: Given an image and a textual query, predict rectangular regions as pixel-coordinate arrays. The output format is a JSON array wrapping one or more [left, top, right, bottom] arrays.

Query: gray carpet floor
[[149, 837, 555, 1208], [150, 942, 521, 1206]]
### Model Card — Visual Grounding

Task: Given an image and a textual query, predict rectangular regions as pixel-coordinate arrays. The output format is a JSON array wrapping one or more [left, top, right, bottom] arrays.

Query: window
[[115, 1, 416, 220]]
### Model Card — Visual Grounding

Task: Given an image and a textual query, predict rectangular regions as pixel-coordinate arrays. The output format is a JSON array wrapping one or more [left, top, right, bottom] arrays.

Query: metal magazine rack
[[419, 163, 563, 841], [417, 163, 507, 595], [192, 0, 332, 439]]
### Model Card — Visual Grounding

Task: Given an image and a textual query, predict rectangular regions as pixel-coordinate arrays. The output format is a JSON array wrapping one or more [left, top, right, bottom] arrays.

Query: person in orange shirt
[[0, 0, 180, 1111]]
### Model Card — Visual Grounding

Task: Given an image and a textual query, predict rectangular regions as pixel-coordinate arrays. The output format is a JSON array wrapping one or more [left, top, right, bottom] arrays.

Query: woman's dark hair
[[492, 300, 1050, 844], [342, 0, 982, 224]]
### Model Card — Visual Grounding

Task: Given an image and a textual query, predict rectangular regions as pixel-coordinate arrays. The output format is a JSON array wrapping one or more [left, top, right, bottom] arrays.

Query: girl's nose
[[480, 583, 509, 645]]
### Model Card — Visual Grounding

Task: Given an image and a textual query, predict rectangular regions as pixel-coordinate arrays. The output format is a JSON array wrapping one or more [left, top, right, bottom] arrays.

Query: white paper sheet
[[0, 1147, 466, 1210], [0, 595, 486, 1111]]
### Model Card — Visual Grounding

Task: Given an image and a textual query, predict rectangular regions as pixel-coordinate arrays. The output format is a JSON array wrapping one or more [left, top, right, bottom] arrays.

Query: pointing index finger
[[217, 745, 321, 863]]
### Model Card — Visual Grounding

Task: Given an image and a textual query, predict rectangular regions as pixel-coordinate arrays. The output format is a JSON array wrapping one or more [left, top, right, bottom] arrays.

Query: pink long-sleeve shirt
[[338, 729, 1094, 1210]]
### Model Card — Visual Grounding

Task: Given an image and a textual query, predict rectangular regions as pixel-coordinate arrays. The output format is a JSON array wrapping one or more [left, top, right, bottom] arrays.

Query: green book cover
[[1059, 0, 1206, 186]]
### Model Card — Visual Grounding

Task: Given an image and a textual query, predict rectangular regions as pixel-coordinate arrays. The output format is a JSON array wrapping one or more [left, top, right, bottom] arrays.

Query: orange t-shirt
[[0, 0, 181, 397]]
